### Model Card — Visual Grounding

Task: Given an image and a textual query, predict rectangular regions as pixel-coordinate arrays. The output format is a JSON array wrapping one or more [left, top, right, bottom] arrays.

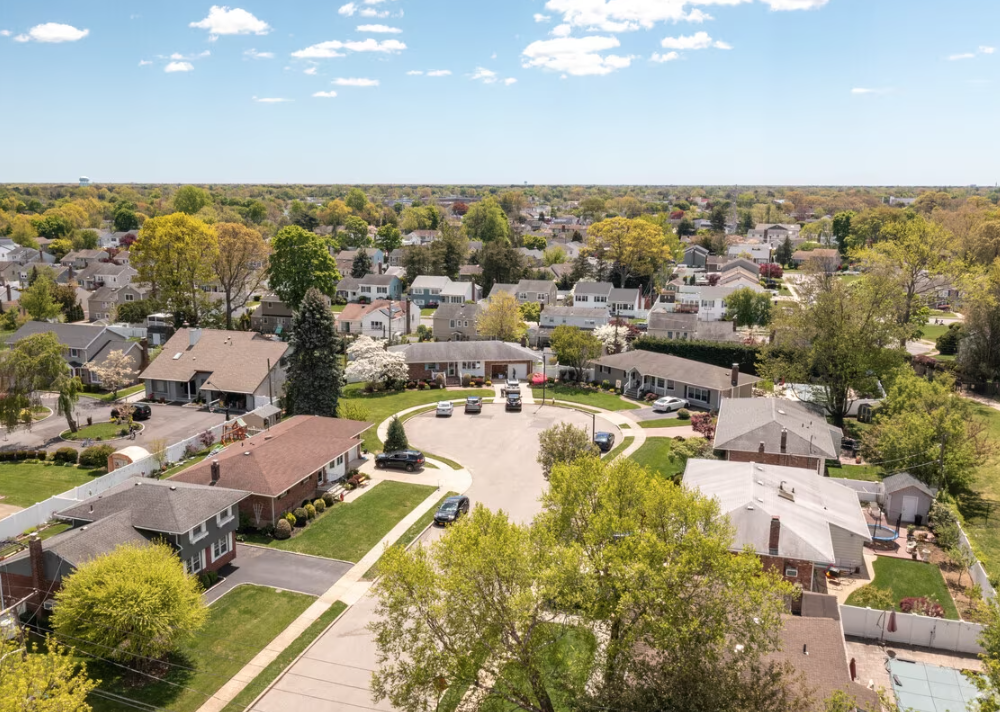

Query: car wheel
[[406, 464, 415, 472]]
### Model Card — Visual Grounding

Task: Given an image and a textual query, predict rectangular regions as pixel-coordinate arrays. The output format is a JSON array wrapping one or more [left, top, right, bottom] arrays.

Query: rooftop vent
[[172, 352, 182, 360], [777, 409, 786, 415], [169, 485, 176, 491], [778, 481, 796, 501]]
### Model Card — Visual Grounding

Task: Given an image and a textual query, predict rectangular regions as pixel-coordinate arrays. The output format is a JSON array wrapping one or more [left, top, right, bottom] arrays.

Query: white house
[[335, 274, 403, 303], [727, 243, 775, 265], [664, 283, 766, 322], [572, 282, 645, 318], [409, 276, 479, 307], [748, 224, 801, 245], [337, 300, 420, 339], [539, 306, 610, 331]]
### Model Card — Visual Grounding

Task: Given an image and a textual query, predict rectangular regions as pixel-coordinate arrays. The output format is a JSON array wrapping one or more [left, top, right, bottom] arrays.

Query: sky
[[0, 0, 998, 185]]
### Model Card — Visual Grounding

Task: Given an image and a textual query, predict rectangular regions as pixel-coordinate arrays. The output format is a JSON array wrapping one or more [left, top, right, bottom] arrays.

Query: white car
[[652, 396, 688, 413], [436, 401, 454, 417]]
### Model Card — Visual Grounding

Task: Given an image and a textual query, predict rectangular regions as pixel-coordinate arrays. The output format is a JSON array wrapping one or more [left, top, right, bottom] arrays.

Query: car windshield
[[596, 433, 611, 441], [441, 502, 458, 512]]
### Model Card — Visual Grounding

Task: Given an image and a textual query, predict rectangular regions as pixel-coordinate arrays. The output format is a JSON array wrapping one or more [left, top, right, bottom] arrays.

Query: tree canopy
[[285, 288, 343, 417], [268, 225, 341, 308]]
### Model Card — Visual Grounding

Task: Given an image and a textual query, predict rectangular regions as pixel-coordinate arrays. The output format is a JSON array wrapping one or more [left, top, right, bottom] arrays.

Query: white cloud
[[360, 8, 392, 17], [292, 38, 406, 58], [504, 77, 517, 85], [948, 53, 975, 61], [760, 0, 829, 8], [168, 50, 211, 60], [313, 90, 338, 97], [407, 70, 424, 75], [471, 67, 499, 83], [551, 24, 573, 37], [851, 87, 890, 95], [980, 46, 996, 54], [661, 31, 712, 49], [0, 30, 10, 37], [244, 48, 274, 59], [681, 9, 713, 23], [534, 13, 551, 22], [947, 46, 995, 61], [339, 3, 358, 16], [491, 52, 498, 59], [165, 61, 195, 72], [427, 69, 451, 76], [714, 40, 732, 49], [138, 59, 153, 66], [333, 77, 379, 86], [13, 23, 89, 43], [541, 0, 756, 33], [650, 51, 679, 62], [304, 66, 318, 75], [253, 96, 292, 103], [522, 35, 634, 76], [190, 6, 270, 35], [358, 24, 402, 33]]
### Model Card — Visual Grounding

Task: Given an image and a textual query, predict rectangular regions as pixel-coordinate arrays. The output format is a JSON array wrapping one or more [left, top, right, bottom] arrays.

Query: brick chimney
[[138, 338, 150, 371], [780, 428, 788, 454], [29, 533, 45, 613], [404, 297, 411, 335], [730, 362, 739, 388], [210, 460, 221, 484], [768, 517, 780, 556], [758, 441, 765, 454]]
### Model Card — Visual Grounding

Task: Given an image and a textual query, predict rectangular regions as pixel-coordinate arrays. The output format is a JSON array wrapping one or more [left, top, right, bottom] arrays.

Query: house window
[[450, 320, 456, 328], [370, 321, 383, 331], [361, 286, 372, 293], [685, 386, 710, 403], [667, 380, 675, 389], [594, 296, 607, 303], [336, 454, 345, 466], [426, 363, 439, 370], [189, 522, 208, 544], [461, 362, 480, 369], [69, 348, 80, 358], [656, 378, 665, 389], [212, 535, 231, 562], [216, 505, 235, 527], [518, 293, 528, 300], [578, 296, 588, 302], [377, 287, 387, 294], [185, 551, 205, 574], [784, 566, 798, 578]]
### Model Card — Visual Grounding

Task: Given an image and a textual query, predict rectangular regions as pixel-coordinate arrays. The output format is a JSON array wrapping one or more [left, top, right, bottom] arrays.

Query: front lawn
[[604, 436, 633, 461], [826, 462, 881, 482], [917, 323, 949, 342], [420, 307, 437, 316], [846, 557, 959, 620], [0, 462, 105, 508], [252, 480, 437, 562], [638, 417, 691, 429], [364, 491, 459, 579], [629, 438, 685, 482], [87, 585, 315, 712], [62, 421, 136, 441], [531, 385, 639, 411], [340, 383, 485, 451]]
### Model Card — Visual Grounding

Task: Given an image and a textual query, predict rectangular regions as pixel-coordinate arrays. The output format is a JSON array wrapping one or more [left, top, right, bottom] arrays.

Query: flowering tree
[[593, 320, 637, 354], [691, 412, 717, 440], [760, 263, 783, 279], [345, 336, 409, 389]]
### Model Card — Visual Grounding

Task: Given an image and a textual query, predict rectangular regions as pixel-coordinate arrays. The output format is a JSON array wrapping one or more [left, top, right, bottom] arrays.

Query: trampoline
[[869, 523, 898, 542]]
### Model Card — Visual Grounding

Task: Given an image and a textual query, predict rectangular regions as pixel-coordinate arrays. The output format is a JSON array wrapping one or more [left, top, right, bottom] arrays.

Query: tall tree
[[476, 290, 526, 342], [345, 187, 368, 213], [586, 217, 672, 287], [0, 638, 97, 711], [402, 245, 437, 284], [775, 234, 794, 266], [18, 271, 62, 321], [463, 196, 511, 244], [343, 216, 371, 248], [89, 349, 137, 400], [212, 222, 269, 330], [549, 325, 602, 381], [285, 288, 343, 417], [429, 222, 468, 280], [113, 201, 141, 232], [536, 422, 598, 476], [958, 258, 1000, 381], [375, 224, 402, 254], [268, 225, 341, 309], [479, 241, 524, 296], [832, 210, 854, 256], [0, 332, 78, 433], [172, 185, 211, 215], [132, 213, 219, 324], [351, 248, 373, 278], [724, 287, 773, 331]]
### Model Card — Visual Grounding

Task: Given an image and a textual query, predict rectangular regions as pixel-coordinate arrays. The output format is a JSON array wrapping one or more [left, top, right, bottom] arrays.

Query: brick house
[[170, 416, 372, 528], [392, 341, 541, 384], [0, 478, 248, 613], [683, 459, 871, 610], [713, 398, 841, 474]]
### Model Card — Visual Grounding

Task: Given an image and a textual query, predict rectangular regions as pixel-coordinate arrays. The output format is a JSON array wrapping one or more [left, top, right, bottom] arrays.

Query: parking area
[[627, 405, 684, 422], [205, 544, 352, 604]]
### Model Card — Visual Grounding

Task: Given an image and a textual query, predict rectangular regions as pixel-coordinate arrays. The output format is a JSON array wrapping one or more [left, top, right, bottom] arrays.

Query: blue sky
[[1, 0, 998, 185]]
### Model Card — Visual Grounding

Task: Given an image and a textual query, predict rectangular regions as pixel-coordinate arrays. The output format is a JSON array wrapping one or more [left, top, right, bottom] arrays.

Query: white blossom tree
[[89, 349, 137, 399], [345, 336, 409, 389], [594, 322, 631, 354]]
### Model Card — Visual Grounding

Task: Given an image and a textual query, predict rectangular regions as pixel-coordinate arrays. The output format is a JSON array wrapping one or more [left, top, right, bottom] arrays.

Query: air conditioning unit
[[42, 599, 56, 611]]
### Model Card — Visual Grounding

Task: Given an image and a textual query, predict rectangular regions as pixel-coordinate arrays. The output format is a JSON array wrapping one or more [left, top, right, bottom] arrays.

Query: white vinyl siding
[[830, 525, 865, 571]]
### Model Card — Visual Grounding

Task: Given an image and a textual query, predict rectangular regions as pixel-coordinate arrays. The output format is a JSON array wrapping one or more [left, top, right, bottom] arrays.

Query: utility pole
[[267, 358, 273, 406]]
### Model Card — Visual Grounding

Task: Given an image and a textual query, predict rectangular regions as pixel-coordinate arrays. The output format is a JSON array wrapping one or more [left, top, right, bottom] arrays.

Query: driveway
[[626, 405, 685, 422], [0, 398, 227, 452], [204, 544, 352, 604]]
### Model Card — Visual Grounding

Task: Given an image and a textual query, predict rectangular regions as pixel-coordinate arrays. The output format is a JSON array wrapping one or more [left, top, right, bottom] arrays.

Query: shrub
[[677, 409, 691, 420], [199, 429, 216, 448], [434, 373, 446, 389], [645, 393, 656, 402], [417, 381, 426, 390], [322, 492, 337, 506], [850, 584, 895, 610], [274, 519, 292, 539], [53, 447, 78, 465], [314, 498, 326, 513], [935, 323, 965, 356], [79, 444, 115, 470], [899, 597, 945, 618], [385, 416, 409, 452], [198, 571, 220, 589], [184, 443, 201, 459], [485, 379, 492, 387], [305, 503, 317, 519], [293, 508, 309, 527], [602, 380, 611, 390], [461, 373, 472, 387], [338, 400, 370, 422]]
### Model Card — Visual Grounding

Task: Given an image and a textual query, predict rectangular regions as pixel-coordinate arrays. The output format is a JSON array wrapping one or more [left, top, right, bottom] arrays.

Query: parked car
[[506, 392, 522, 411], [501, 379, 520, 397], [436, 401, 454, 417], [652, 396, 688, 413], [464, 396, 482, 414], [375, 450, 426, 472], [594, 431, 616, 452], [111, 403, 152, 421], [434, 495, 470, 526]]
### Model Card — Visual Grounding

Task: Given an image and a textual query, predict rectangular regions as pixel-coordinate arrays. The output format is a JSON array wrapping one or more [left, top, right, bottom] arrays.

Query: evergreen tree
[[568, 251, 592, 285], [776, 235, 794, 266], [385, 415, 408, 452], [352, 248, 373, 278], [285, 288, 343, 417]]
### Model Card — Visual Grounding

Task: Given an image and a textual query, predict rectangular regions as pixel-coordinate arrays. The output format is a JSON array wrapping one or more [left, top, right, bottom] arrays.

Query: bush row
[[272, 493, 339, 540], [0, 447, 112, 470]]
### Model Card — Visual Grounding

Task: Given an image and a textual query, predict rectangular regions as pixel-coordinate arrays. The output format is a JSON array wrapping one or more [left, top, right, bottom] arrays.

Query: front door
[[901, 495, 919, 522], [447, 363, 456, 377]]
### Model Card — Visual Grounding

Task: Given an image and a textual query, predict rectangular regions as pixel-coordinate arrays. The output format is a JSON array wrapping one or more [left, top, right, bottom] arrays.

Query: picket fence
[[0, 405, 272, 542], [840, 604, 985, 655]]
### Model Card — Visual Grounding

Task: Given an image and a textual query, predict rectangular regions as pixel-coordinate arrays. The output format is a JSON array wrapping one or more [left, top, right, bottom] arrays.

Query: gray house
[[515, 279, 558, 307], [335, 274, 402, 303], [682, 245, 709, 268], [433, 303, 481, 341], [8, 321, 143, 386], [882, 473, 937, 525], [0, 478, 248, 611]]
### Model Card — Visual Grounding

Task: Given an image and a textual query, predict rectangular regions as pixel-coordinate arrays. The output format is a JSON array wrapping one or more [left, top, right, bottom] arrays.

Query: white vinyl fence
[[840, 604, 985, 655], [0, 405, 273, 541], [957, 520, 997, 602], [835, 478, 882, 504]]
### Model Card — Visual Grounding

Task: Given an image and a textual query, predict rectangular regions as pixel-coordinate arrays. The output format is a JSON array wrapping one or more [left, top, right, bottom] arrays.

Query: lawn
[[960, 400, 1000, 577], [0, 462, 105, 508], [221, 600, 348, 712], [838, 274, 864, 285], [917, 323, 949, 342], [340, 383, 486, 451], [331, 304, 346, 312], [629, 438, 685, 482], [62, 421, 134, 441], [86, 585, 315, 712], [249, 480, 437, 562], [531, 385, 640, 411], [638, 417, 691, 429], [846, 557, 959, 620], [364, 491, 459, 579], [604, 436, 634, 461], [420, 307, 437, 316], [0, 521, 71, 557], [422, 452, 462, 470], [826, 462, 881, 482]]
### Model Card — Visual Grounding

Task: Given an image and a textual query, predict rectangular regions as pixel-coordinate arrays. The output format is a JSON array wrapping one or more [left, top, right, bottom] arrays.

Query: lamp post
[[541, 347, 547, 405]]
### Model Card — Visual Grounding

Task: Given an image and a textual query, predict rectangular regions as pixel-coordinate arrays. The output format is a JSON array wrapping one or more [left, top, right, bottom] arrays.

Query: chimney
[[768, 517, 780, 556], [189, 327, 202, 348], [29, 534, 45, 613], [4, 284, 10, 303], [138, 338, 150, 371], [780, 428, 788, 454], [210, 460, 221, 484], [730, 362, 739, 388], [758, 441, 765, 454]]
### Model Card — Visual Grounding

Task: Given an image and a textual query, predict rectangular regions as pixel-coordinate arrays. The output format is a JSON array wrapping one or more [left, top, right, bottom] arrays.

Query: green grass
[[933, 353, 957, 362], [629, 438, 685, 482], [826, 462, 882, 482], [838, 274, 864, 285], [341, 383, 486, 451], [638, 417, 692, 429], [221, 600, 348, 712], [248, 480, 437, 562], [420, 307, 437, 316], [604, 435, 634, 461], [959, 400, 1000, 578], [80, 384, 146, 403], [777, 286, 792, 297], [929, 310, 958, 318], [531, 385, 639, 411], [163, 451, 213, 478], [61, 421, 134, 441], [422, 452, 462, 470], [364, 491, 459, 579], [846, 557, 959, 620], [0, 521, 71, 557], [0, 462, 105, 508], [917, 323, 949, 342], [331, 304, 346, 312], [87, 585, 315, 712]]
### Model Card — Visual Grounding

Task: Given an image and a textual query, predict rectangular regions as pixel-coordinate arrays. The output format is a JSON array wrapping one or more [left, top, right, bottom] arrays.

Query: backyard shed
[[883, 472, 937, 526], [242, 403, 281, 431], [107, 445, 151, 473]]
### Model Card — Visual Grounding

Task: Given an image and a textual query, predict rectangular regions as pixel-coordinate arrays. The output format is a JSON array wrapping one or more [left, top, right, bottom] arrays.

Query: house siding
[[885, 486, 934, 524], [760, 555, 814, 613], [726, 450, 823, 474], [829, 525, 866, 573]]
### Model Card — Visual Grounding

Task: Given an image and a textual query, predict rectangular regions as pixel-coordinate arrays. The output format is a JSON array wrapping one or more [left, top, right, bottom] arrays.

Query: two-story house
[[572, 282, 644, 318], [409, 276, 479, 307], [88, 284, 150, 322], [75, 262, 137, 291], [432, 303, 481, 341], [335, 249, 385, 277], [8, 321, 143, 385], [60, 249, 110, 269], [727, 243, 775, 265], [682, 245, 710, 268], [335, 274, 403, 303], [250, 293, 330, 335], [748, 223, 802, 246], [336, 300, 419, 339], [515, 279, 558, 307]]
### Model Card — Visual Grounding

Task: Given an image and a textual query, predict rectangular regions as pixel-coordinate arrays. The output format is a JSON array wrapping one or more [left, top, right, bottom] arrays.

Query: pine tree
[[568, 251, 591, 285], [352, 248, 373, 278], [776, 235, 794, 266], [385, 416, 408, 452], [284, 288, 343, 417]]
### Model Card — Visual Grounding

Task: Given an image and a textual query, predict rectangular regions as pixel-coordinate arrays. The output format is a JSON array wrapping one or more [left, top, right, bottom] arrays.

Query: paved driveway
[[627, 405, 685, 422], [205, 544, 352, 604]]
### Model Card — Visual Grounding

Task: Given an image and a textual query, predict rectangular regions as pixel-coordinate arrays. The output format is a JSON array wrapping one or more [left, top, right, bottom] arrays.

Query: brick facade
[[406, 360, 534, 383], [0, 571, 58, 611], [760, 555, 815, 613], [238, 476, 320, 528], [726, 449, 822, 473]]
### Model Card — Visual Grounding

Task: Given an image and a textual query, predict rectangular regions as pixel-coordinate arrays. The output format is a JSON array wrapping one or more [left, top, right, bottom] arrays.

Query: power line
[[89, 688, 175, 712]]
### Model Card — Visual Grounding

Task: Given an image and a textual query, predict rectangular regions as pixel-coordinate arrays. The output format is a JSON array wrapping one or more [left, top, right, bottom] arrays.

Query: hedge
[[633, 336, 763, 376]]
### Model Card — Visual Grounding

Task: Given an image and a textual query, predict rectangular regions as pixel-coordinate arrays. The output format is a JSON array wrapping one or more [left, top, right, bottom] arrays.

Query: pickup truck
[[501, 379, 521, 397]]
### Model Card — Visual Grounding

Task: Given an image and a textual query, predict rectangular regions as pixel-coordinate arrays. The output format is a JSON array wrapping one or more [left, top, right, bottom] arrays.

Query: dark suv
[[111, 403, 152, 421], [434, 495, 470, 526], [375, 450, 426, 472], [506, 392, 522, 411], [594, 431, 616, 452]]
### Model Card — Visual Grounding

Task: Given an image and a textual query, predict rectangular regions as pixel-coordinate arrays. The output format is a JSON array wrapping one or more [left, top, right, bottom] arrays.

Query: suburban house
[[683, 459, 871, 602], [682, 245, 710, 269], [335, 274, 402, 303], [60, 249, 109, 269], [8, 321, 143, 386], [393, 341, 542, 384], [727, 243, 774, 265], [88, 284, 149, 322], [539, 306, 609, 331], [0, 478, 248, 611], [171, 416, 371, 528], [403, 229, 440, 245], [748, 223, 802, 245], [433, 303, 481, 341], [646, 310, 739, 343], [387, 248, 406, 267], [335, 300, 419, 338], [882, 473, 938, 526], [719, 258, 760, 277], [334, 248, 385, 276], [713, 398, 841, 474], [487, 283, 517, 301], [572, 282, 645, 318], [409, 276, 478, 307], [660, 283, 765, 322], [75, 261, 137, 291], [458, 264, 482, 282], [717, 267, 763, 290], [590, 351, 758, 407], [514, 279, 558, 306], [139, 328, 288, 410], [791, 249, 841, 273], [7, 247, 55, 265]]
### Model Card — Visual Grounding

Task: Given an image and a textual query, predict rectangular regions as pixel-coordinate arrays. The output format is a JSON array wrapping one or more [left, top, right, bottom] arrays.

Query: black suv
[[506, 392, 522, 411], [465, 396, 482, 414], [434, 495, 470, 526], [111, 403, 152, 421], [594, 431, 616, 452], [375, 450, 426, 472]]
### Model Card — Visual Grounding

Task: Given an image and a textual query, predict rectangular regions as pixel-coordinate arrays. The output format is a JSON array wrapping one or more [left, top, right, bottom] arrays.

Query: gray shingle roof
[[9, 321, 112, 350], [573, 282, 613, 296], [433, 303, 480, 320], [488, 283, 517, 298], [608, 287, 640, 303], [542, 306, 610, 318], [592, 350, 758, 391], [713, 398, 838, 460], [516, 280, 555, 292], [46, 511, 149, 567], [882, 472, 938, 498], [393, 341, 542, 364]]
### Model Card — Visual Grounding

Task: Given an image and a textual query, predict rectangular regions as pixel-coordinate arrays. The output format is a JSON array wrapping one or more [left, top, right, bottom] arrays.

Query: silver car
[[652, 396, 688, 413]]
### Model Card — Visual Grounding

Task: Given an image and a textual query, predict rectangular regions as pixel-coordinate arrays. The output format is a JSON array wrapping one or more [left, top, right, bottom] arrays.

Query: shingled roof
[[713, 398, 839, 460]]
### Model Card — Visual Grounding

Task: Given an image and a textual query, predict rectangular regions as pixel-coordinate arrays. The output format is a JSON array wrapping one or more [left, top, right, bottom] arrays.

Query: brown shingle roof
[[170, 416, 372, 497]]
